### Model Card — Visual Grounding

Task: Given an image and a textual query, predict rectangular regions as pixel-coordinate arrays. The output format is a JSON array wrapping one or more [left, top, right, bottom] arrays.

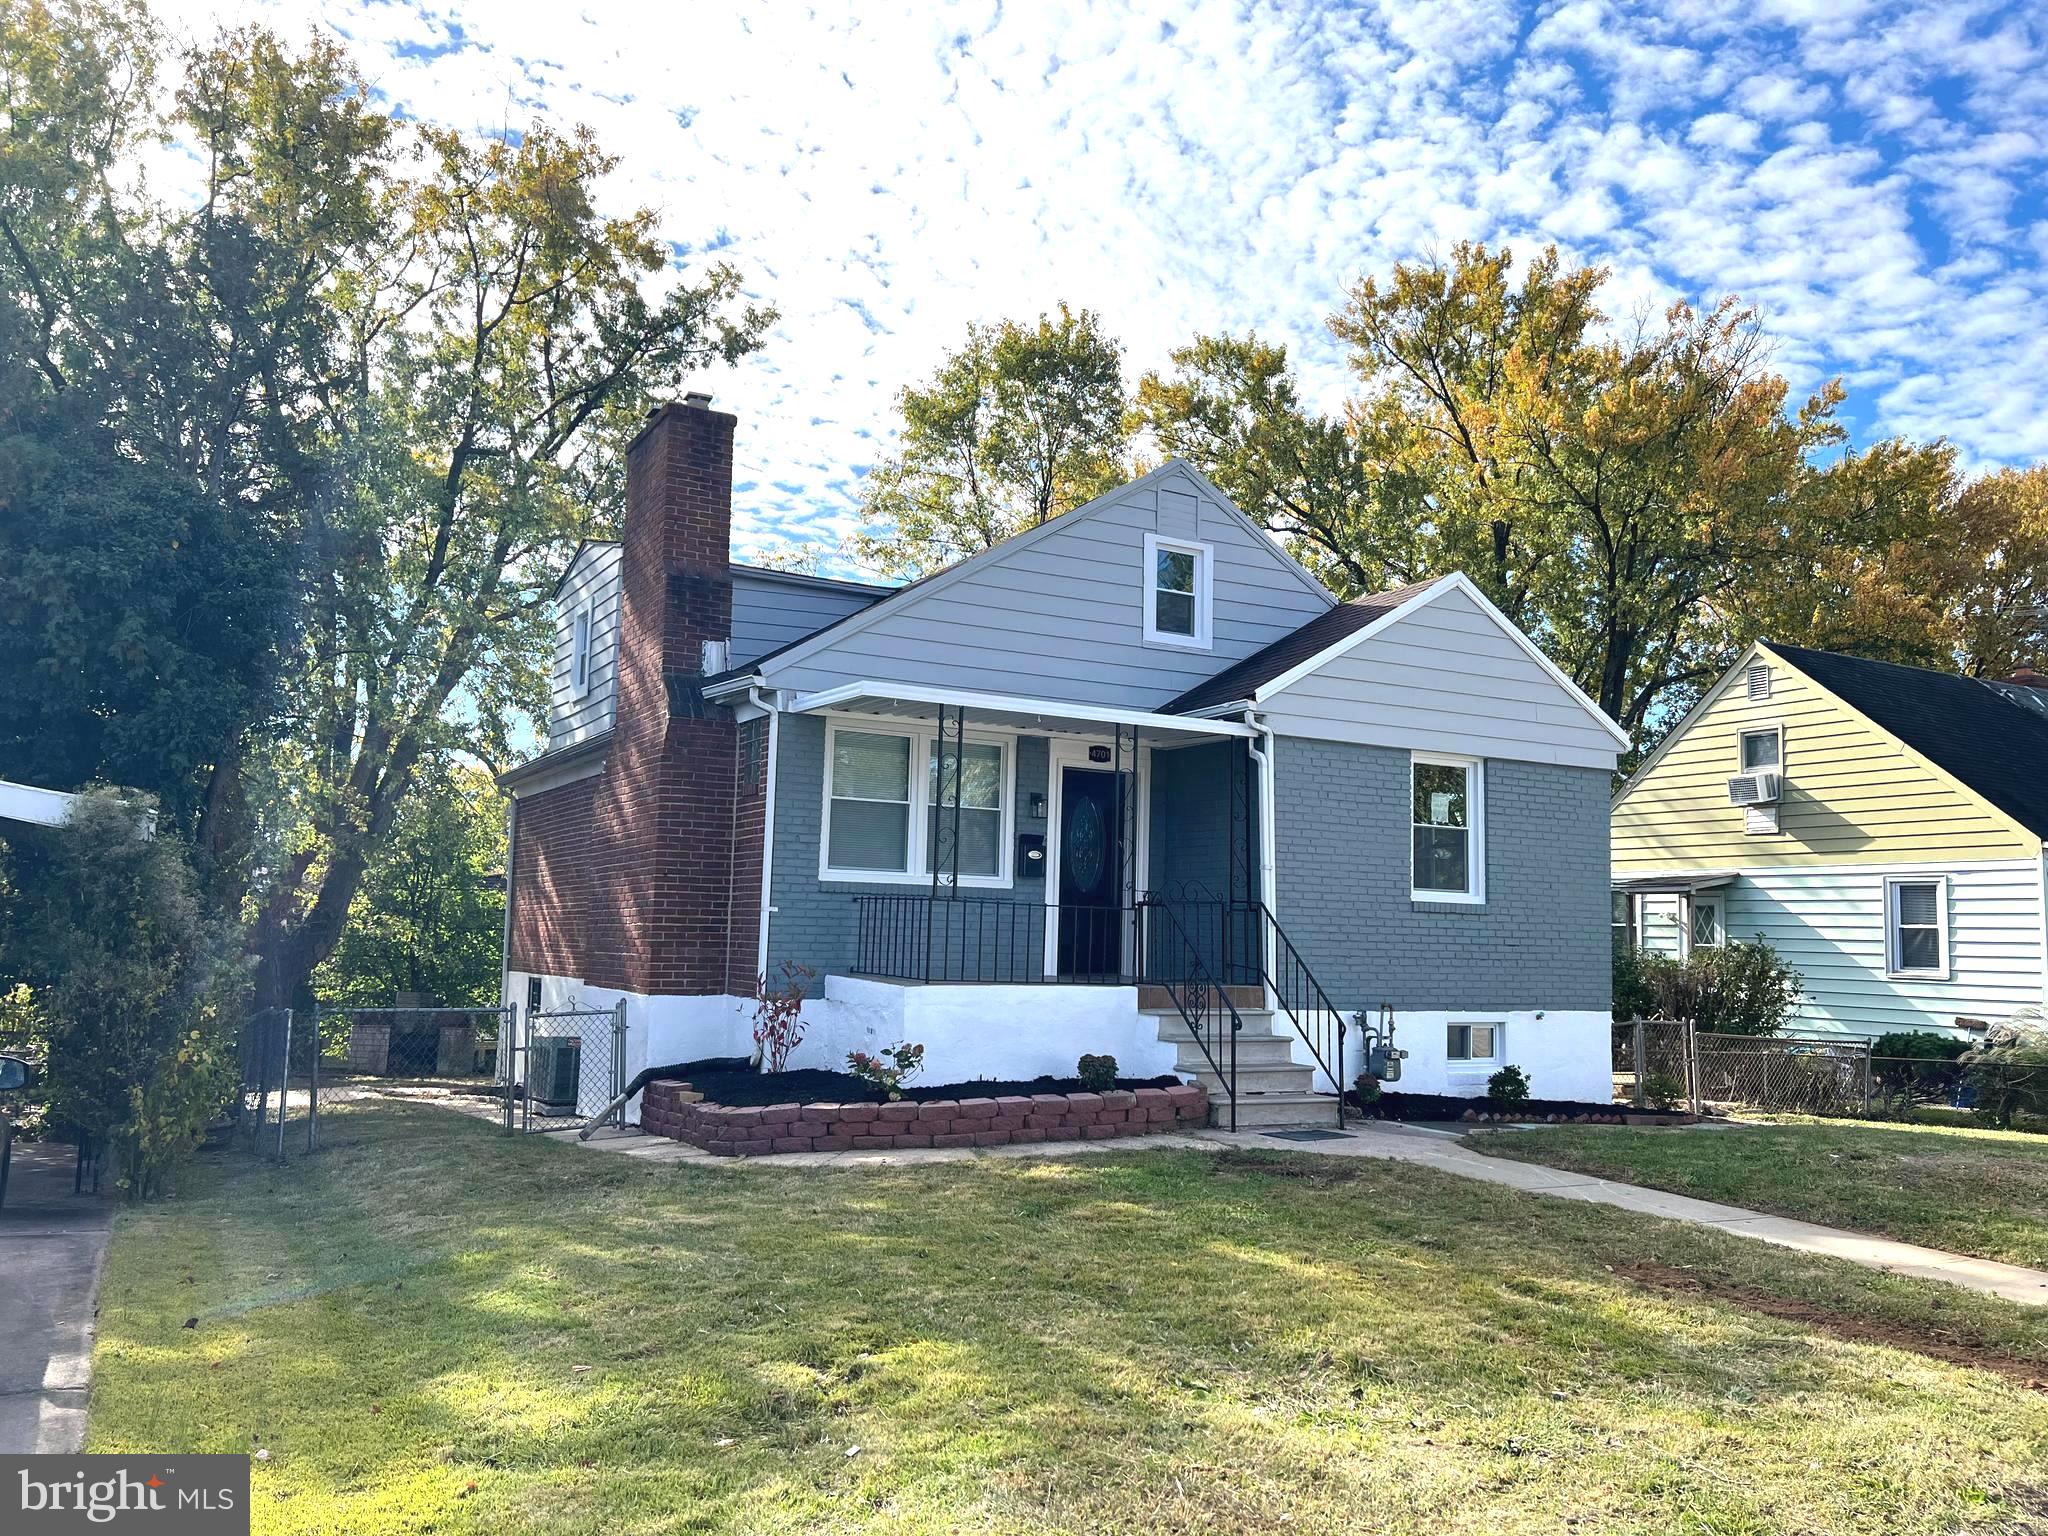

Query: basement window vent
[[1746, 663, 1771, 700]]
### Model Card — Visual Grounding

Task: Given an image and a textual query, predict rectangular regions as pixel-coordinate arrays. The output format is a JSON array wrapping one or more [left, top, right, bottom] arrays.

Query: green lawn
[[88, 1103, 2048, 1535], [1472, 1116, 2048, 1269]]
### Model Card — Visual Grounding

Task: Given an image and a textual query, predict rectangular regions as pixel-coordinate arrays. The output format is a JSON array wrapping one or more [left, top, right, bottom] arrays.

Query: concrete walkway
[[566, 1120, 2048, 1307], [0, 1141, 114, 1453]]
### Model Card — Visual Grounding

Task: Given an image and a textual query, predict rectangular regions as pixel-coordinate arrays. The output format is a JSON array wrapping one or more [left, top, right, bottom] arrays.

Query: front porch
[[770, 681, 1361, 1130]]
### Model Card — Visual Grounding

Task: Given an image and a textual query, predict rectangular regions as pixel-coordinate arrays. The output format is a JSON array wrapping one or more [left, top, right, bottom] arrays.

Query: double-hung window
[[822, 722, 1013, 886], [1411, 753, 1484, 902], [1885, 877, 1949, 979], [1143, 533, 1212, 648]]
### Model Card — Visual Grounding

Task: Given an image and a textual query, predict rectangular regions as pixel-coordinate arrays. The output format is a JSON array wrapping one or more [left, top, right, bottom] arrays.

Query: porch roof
[[1611, 870, 1739, 895], [784, 680, 1255, 746]]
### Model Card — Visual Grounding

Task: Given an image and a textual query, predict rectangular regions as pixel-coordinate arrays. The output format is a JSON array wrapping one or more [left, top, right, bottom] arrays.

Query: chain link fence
[[505, 1003, 626, 1134], [1612, 1019, 1698, 1109]]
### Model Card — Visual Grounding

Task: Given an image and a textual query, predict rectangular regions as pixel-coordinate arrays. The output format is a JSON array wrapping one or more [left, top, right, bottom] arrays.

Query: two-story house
[[500, 395, 1628, 1127]]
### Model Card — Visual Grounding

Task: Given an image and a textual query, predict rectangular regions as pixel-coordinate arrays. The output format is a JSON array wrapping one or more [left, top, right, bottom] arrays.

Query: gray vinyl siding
[[730, 569, 888, 668], [1720, 860, 2046, 1039], [760, 467, 1333, 708], [1260, 583, 1621, 771], [1271, 737, 1612, 1010], [548, 544, 622, 750], [767, 715, 1052, 978]]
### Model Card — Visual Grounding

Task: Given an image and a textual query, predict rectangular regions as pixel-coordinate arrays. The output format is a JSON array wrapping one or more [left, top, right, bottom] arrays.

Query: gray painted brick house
[[501, 397, 1629, 1128]]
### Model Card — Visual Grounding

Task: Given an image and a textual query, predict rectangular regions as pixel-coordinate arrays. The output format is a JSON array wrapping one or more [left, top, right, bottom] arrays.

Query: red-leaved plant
[[752, 962, 815, 1074]]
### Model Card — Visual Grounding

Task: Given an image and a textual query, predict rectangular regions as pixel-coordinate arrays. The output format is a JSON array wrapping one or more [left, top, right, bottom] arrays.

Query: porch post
[[1119, 720, 1140, 980]]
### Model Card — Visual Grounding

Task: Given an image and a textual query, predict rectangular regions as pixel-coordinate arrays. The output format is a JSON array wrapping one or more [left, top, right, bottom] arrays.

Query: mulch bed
[[664, 1063, 1181, 1108], [1612, 1260, 2048, 1391], [1348, 1088, 1681, 1124]]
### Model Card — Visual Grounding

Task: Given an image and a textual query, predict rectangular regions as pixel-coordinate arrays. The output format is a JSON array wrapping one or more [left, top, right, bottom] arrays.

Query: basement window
[[1447, 1022, 1501, 1064]]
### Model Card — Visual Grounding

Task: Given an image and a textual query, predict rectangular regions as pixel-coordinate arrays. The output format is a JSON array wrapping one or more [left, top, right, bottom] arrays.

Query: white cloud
[[147, 0, 2048, 555]]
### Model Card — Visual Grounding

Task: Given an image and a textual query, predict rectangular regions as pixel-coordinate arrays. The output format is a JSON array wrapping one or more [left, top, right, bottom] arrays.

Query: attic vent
[[1746, 663, 1771, 700]]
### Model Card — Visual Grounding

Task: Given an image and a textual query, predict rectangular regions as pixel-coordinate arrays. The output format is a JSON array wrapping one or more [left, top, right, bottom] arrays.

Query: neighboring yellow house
[[1612, 642, 2048, 1041]]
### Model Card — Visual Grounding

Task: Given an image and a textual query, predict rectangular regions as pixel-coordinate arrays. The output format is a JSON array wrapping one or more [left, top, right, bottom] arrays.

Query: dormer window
[[570, 606, 593, 696], [1143, 533, 1212, 649]]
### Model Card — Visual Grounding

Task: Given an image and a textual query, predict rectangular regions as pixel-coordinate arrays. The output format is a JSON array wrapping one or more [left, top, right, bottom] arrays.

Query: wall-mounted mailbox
[[1017, 833, 1047, 878]]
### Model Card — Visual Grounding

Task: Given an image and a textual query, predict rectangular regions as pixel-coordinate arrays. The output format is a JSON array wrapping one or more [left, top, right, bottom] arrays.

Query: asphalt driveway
[[0, 1139, 112, 1453]]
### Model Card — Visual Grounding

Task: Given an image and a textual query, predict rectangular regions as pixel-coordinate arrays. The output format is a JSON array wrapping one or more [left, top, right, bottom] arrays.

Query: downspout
[[1243, 708, 1279, 1012], [749, 688, 781, 982], [499, 795, 519, 1010]]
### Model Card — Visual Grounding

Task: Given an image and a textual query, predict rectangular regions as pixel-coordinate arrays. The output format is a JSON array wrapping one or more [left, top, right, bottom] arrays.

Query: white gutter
[[786, 680, 1255, 738], [749, 687, 781, 980], [0, 779, 80, 827], [1244, 710, 1280, 1013]]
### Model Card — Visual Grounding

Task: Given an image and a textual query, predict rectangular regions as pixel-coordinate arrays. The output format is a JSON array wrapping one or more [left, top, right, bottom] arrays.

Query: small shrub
[[1076, 1053, 1118, 1091], [1870, 1029, 1969, 1111], [1486, 1064, 1530, 1106], [1614, 938, 1802, 1037], [846, 1041, 925, 1100], [1960, 1011, 2048, 1129], [1352, 1071, 1382, 1106], [751, 961, 814, 1074], [1642, 1071, 1685, 1112]]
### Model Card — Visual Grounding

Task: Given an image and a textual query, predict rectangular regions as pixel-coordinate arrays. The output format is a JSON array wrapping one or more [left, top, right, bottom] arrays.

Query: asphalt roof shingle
[[1765, 642, 2048, 839], [1164, 577, 1449, 715]]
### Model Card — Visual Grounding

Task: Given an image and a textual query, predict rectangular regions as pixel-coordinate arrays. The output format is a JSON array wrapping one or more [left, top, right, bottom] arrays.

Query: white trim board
[[788, 681, 1255, 740]]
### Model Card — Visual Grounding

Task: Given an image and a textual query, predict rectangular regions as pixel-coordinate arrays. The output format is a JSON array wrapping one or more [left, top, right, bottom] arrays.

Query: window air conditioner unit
[[528, 1035, 583, 1113], [1727, 771, 1782, 807]]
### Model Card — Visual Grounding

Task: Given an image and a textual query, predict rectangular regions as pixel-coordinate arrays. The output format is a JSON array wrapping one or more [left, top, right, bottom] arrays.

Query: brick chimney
[[2007, 664, 2047, 691], [585, 396, 741, 996]]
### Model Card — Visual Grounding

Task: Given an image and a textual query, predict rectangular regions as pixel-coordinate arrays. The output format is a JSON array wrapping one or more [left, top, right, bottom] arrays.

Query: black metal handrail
[[1141, 894, 1348, 1127], [1136, 898, 1241, 1131], [852, 895, 1132, 985]]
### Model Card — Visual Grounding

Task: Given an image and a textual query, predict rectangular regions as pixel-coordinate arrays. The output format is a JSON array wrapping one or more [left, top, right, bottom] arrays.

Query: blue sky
[[159, 0, 2048, 569]]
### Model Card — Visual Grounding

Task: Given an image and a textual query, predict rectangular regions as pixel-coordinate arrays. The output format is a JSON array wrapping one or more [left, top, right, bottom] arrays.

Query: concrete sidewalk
[[0, 1141, 114, 1453], [566, 1119, 2048, 1307]]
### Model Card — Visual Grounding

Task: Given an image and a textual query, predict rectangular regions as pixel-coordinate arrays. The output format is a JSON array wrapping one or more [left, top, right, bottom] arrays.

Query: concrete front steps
[[1142, 1006, 1339, 1130]]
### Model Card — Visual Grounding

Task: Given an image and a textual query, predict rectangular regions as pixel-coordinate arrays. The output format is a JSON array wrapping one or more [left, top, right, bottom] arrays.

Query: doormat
[[1262, 1128, 1356, 1142]]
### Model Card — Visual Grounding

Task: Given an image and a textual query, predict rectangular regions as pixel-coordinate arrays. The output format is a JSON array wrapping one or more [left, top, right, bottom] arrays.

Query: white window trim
[[1737, 724, 1783, 773], [1410, 751, 1485, 905], [819, 716, 1016, 889], [569, 605, 594, 698], [1688, 894, 1724, 954], [1446, 1020, 1504, 1067], [1884, 874, 1951, 981], [1142, 532, 1213, 650]]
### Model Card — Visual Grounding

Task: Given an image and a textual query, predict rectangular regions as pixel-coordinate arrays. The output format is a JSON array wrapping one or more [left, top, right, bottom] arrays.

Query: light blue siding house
[[504, 415, 1629, 1129]]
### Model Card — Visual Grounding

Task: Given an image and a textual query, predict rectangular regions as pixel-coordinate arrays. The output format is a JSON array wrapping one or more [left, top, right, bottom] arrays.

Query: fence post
[[275, 1009, 292, 1162], [503, 1003, 519, 1136], [307, 1006, 320, 1153], [1686, 1017, 1701, 1115], [612, 999, 628, 1129], [1861, 1041, 1873, 1118], [1632, 1019, 1647, 1109]]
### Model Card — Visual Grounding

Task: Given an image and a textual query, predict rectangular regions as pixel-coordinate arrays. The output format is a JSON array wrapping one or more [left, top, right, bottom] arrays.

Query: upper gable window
[[570, 606, 594, 697], [1143, 533, 1212, 649]]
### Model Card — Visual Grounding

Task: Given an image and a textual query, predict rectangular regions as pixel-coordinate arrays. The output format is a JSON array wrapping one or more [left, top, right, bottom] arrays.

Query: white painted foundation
[[501, 969, 1183, 1122], [787, 975, 1180, 1085], [1321, 1007, 1611, 1102]]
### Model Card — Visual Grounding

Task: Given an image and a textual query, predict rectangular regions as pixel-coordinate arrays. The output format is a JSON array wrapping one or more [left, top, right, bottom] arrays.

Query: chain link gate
[[505, 1001, 627, 1134]]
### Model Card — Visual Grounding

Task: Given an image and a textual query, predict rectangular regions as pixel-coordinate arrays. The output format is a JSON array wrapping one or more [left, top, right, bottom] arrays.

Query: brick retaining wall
[[641, 1080, 1210, 1157]]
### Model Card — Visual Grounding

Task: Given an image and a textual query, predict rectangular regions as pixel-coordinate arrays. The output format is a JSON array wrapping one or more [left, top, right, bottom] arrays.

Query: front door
[[1056, 766, 1124, 979]]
